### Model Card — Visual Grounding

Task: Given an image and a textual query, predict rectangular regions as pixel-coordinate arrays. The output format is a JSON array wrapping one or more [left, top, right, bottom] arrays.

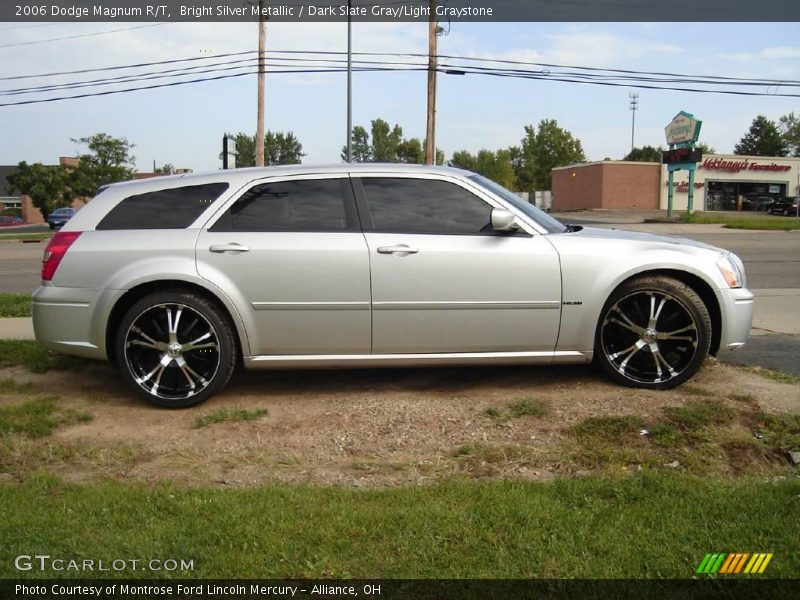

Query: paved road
[[0, 242, 44, 293]]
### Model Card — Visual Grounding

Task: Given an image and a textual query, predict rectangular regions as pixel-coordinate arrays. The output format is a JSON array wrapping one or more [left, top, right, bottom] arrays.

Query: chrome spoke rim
[[601, 290, 698, 384], [124, 303, 220, 400]]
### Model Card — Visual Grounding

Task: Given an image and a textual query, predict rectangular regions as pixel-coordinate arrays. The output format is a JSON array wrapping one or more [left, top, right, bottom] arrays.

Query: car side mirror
[[490, 208, 519, 232]]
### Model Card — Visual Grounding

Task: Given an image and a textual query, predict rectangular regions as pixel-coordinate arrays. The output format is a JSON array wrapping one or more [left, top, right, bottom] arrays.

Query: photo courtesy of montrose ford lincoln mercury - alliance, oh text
[[32, 164, 754, 408]]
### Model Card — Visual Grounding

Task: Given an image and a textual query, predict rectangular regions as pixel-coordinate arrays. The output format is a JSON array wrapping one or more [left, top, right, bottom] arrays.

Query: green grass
[[663, 400, 736, 431], [0, 232, 51, 241], [0, 472, 797, 578], [740, 365, 800, 386], [0, 292, 31, 317], [753, 413, 800, 454], [678, 384, 715, 397], [680, 211, 800, 231], [0, 340, 89, 373], [0, 396, 92, 438], [482, 400, 547, 422], [0, 377, 37, 395], [507, 399, 547, 419], [193, 407, 268, 429], [573, 416, 646, 442]]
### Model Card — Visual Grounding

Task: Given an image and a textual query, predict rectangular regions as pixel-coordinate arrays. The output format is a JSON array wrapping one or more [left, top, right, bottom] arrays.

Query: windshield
[[468, 175, 566, 234]]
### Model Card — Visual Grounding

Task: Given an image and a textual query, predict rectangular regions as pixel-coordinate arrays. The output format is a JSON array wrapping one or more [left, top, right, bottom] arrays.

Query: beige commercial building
[[552, 154, 800, 212]]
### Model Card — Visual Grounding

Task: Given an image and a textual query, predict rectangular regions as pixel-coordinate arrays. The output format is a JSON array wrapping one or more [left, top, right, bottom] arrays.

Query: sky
[[0, 20, 798, 174]]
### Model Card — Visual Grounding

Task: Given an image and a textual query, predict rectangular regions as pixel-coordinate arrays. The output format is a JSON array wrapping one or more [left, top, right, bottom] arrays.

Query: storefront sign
[[665, 181, 705, 193], [699, 158, 792, 173], [665, 111, 702, 145], [662, 147, 702, 165]]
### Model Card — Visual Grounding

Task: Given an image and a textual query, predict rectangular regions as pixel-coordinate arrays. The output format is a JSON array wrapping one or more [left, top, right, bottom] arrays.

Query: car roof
[[99, 164, 474, 196]]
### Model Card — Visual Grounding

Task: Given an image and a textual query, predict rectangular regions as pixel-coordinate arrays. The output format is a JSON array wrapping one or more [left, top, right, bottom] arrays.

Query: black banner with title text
[[2, 0, 800, 23], [4, 578, 800, 600]]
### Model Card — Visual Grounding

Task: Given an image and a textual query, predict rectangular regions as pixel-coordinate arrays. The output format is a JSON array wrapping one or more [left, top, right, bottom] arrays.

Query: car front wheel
[[115, 290, 238, 408], [594, 276, 711, 389]]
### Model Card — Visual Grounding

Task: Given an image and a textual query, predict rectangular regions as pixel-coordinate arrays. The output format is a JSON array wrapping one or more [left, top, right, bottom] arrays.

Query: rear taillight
[[42, 231, 82, 281]]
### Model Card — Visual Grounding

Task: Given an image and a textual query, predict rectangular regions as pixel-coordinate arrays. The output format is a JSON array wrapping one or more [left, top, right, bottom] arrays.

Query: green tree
[[451, 149, 515, 188], [517, 120, 586, 191], [733, 115, 788, 156], [371, 119, 403, 162], [155, 163, 175, 174], [225, 131, 304, 167], [6, 162, 69, 219], [342, 126, 372, 162], [778, 112, 800, 157], [342, 120, 443, 164], [226, 132, 256, 167], [397, 138, 424, 164], [264, 131, 305, 165], [449, 150, 477, 171], [695, 142, 716, 155], [623, 145, 663, 162], [68, 133, 136, 198]]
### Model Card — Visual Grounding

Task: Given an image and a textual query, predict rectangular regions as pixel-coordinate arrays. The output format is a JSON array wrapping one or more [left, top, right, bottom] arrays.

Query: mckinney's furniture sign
[[665, 112, 702, 146]]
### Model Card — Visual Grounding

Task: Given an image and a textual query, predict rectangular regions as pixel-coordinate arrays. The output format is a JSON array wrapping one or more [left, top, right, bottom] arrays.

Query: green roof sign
[[665, 111, 702, 146]]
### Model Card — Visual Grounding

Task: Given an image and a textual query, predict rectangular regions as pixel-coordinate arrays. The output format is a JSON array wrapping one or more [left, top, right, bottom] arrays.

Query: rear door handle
[[209, 243, 250, 254], [377, 244, 419, 255]]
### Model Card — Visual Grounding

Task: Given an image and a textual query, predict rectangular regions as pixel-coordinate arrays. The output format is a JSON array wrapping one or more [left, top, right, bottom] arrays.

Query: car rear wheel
[[595, 276, 711, 389], [115, 290, 237, 408]]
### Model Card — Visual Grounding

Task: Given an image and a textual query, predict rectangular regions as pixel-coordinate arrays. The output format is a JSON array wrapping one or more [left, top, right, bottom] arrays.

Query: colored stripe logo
[[696, 553, 773, 574]]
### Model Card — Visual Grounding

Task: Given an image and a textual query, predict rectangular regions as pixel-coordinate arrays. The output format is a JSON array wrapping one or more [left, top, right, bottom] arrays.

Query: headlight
[[716, 254, 744, 288]]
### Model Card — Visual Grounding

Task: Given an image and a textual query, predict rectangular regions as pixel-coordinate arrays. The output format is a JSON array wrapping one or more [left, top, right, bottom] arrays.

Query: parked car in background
[[0, 215, 23, 226], [742, 195, 772, 212], [768, 196, 800, 216], [47, 207, 76, 230], [33, 165, 754, 408]]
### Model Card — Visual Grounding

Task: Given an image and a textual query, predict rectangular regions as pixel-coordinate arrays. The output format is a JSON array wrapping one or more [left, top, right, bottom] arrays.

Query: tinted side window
[[96, 183, 229, 230], [211, 178, 353, 232], [361, 178, 492, 234]]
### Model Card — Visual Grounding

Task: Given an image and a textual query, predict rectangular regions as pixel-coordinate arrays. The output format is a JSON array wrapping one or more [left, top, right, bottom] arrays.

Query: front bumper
[[716, 287, 755, 352]]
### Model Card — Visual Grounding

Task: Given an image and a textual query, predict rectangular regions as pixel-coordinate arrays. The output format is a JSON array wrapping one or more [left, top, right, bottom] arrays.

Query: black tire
[[114, 290, 238, 408], [594, 276, 711, 390]]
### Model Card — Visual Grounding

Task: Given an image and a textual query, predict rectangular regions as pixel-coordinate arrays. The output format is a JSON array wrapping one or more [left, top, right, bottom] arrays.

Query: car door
[[355, 174, 562, 355], [196, 174, 371, 356]]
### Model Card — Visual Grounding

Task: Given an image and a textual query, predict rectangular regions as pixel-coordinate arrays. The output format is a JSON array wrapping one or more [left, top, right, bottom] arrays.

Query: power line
[[6, 48, 799, 87], [0, 23, 169, 49], [0, 65, 427, 107], [2, 49, 799, 107]]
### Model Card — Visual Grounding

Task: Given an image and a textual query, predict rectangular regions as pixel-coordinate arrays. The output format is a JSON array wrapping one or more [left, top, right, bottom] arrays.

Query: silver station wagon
[[33, 165, 754, 407]]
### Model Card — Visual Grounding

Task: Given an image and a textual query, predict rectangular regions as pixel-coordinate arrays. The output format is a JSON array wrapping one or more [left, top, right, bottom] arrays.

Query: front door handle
[[377, 244, 419, 255], [209, 243, 250, 254]]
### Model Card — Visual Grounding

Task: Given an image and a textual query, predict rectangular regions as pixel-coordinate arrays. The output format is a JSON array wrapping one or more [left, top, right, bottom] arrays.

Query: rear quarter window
[[95, 183, 229, 230]]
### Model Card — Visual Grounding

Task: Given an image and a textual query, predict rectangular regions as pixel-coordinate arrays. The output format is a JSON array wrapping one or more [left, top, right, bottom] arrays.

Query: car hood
[[558, 226, 729, 255]]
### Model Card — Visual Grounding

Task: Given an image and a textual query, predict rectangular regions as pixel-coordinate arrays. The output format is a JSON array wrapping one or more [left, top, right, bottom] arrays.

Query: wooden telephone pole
[[424, 0, 437, 165], [255, 0, 266, 167]]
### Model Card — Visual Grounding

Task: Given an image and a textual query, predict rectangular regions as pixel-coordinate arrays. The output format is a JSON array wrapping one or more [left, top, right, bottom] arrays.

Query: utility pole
[[255, 0, 266, 167], [424, 0, 437, 165], [629, 92, 639, 153], [346, 0, 352, 163]]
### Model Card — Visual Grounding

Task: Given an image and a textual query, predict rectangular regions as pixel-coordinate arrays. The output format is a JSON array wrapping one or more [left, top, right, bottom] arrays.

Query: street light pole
[[629, 92, 639, 153], [346, 0, 352, 163]]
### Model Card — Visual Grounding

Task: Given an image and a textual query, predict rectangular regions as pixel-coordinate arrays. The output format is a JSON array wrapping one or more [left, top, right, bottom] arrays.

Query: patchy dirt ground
[[0, 359, 798, 487]]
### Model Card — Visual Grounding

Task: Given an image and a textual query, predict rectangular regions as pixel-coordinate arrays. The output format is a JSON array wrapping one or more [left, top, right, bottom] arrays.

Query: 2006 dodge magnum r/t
[[33, 165, 754, 407]]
